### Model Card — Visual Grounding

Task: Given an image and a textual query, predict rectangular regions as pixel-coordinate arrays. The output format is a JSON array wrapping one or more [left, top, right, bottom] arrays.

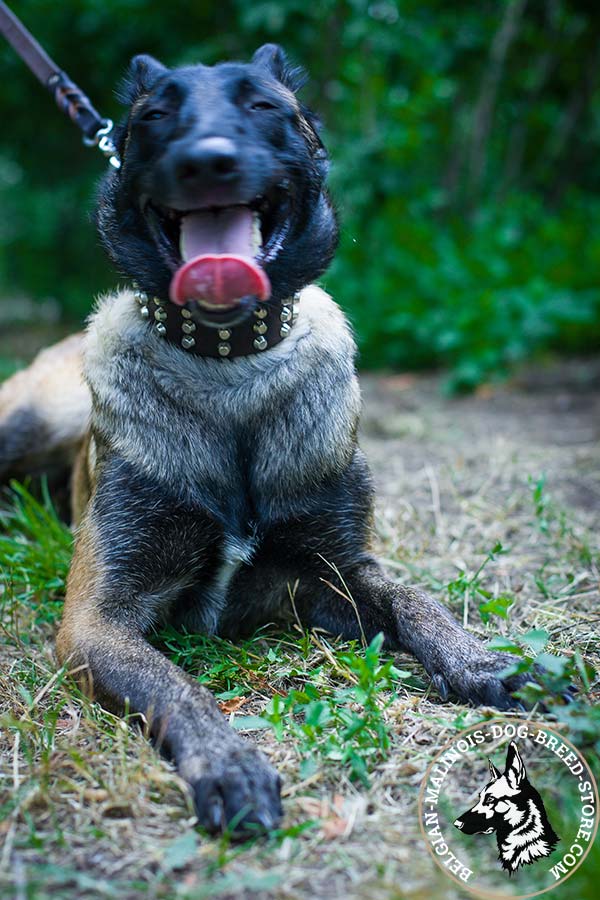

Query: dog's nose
[[174, 137, 239, 185]]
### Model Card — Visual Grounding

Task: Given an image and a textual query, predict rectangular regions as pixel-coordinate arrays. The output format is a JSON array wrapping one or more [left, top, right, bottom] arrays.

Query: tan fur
[[71, 433, 97, 526], [297, 113, 321, 154], [0, 332, 91, 472], [56, 515, 105, 693]]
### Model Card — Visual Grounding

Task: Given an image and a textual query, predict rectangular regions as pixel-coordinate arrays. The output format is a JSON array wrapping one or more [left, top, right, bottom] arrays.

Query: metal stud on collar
[[133, 289, 299, 356]]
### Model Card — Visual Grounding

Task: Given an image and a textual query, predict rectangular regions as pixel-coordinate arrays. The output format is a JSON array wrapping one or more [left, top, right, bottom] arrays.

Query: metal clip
[[83, 119, 121, 169]]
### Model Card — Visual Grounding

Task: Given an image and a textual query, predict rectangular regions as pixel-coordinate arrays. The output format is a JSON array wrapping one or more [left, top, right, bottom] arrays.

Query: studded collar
[[133, 291, 299, 359]]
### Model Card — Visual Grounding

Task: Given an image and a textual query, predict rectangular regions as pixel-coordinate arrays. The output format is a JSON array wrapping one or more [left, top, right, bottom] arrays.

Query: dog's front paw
[[431, 650, 533, 710], [184, 745, 283, 837]]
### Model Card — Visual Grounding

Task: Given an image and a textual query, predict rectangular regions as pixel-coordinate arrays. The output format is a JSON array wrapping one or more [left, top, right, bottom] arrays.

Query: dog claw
[[191, 745, 282, 838], [432, 673, 449, 701], [207, 799, 224, 833], [254, 810, 275, 830], [433, 649, 549, 711]]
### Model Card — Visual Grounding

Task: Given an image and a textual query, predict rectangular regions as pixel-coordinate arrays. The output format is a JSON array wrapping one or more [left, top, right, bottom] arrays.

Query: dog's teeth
[[251, 211, 263, 256], [198, 299, 241, 311]]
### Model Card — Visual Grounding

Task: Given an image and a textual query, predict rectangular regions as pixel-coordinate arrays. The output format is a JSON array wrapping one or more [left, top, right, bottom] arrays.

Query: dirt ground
[[1, 354, 599, 900]]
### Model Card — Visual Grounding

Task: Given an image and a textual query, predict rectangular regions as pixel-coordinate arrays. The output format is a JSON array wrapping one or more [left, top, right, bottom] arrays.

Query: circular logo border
[[417, 718, 599, 900]]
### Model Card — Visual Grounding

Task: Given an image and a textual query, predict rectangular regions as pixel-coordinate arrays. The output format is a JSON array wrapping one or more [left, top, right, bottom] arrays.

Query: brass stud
[[280, 306, 292, 323], [182, 321, 196, 334], [155, 323, 167, 336], [218, 342, 231, 357], [140, 305, 149, 318], [254, 306, 268, 319], [181, 335, 196, 350], [154, 309, 167, 322], [218, 328, 231, 340], [134, 290, 148, 305], [280, 323, 291, 338], [154, 297, 163, 306], [253, 335, 268, 351], [181, 308, 192, 319], [253, 321, 268, 335]]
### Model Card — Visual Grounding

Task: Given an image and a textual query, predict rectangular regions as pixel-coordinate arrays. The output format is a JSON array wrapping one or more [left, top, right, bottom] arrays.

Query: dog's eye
[[250, 100, 277, 112], [142, 109, 167, 122]]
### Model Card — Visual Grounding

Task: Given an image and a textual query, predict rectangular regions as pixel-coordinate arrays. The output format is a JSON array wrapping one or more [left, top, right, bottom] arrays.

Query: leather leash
[[0, 1, 120, 168]]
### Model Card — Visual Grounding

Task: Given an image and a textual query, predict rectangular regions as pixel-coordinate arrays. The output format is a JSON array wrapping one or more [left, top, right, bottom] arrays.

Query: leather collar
[[133, 290, 299, 359]]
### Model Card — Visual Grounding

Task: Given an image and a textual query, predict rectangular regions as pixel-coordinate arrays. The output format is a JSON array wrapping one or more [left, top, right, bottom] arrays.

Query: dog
[[454, 741, 560, 873], [0, 44, 539, 835]]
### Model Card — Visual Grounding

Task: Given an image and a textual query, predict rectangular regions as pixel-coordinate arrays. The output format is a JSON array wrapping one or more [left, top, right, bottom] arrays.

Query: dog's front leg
[[295, 560, 530, 709], [57, 520, 282, 835]]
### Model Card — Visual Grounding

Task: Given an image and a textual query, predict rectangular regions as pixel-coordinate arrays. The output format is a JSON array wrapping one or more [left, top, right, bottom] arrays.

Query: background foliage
[[1, 0, 599, 388]]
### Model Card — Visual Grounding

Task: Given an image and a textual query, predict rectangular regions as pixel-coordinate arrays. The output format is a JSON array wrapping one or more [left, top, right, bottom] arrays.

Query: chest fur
[[86, 289, 360, 534]]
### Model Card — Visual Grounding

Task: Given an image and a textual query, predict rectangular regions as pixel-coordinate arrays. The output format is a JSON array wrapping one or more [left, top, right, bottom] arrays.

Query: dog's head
[[453, 741, 529, 836], [96, 44, 338, 327]]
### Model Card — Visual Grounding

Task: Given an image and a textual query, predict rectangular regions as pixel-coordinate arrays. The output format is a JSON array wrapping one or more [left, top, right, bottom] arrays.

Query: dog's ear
[[252, 44, 326, 168], [488, 758, 502, 780], [504, 741, 526, 789], [252, 43, 307, 93], [118, 54, 168, 104]]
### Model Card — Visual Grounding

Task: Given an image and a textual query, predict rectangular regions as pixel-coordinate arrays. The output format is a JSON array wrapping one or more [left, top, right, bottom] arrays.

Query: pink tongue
[[169, 207, 270, 307]]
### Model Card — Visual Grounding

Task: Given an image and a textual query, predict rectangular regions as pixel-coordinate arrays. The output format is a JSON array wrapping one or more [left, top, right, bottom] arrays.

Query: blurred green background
[[1, 0, 600, 389]]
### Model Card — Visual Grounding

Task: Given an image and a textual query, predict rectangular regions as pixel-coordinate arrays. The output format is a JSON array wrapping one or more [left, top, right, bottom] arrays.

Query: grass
[[1, 366, 599, 899]]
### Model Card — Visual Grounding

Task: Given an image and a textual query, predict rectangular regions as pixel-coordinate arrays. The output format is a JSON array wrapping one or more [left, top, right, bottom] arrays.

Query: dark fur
[[1, 46, 540, 837]]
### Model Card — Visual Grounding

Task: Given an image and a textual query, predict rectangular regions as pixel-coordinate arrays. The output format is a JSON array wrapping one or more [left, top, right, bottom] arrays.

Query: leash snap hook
[[84, 119, 121, 169]]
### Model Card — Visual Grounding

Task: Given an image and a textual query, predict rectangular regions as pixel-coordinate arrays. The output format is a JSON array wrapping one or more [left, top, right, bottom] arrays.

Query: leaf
[[218, 695, 249, 714], [534, 653, 570, 677], [478, 594, 513, 624], [299, 756, 318, 779], [321, 810, 349, 839], [231, 716, 272, 731], [486, 636, 524, 655], [521, 629, 549, 655], [162, 832, 198, 872]]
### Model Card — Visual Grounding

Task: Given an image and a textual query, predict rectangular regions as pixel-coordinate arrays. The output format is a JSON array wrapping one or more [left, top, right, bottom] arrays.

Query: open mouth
[[144, 186, 291, 321]]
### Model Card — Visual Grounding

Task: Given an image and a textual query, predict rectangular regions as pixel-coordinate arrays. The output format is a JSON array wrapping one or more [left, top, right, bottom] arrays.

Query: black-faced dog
[[454, 742, 560, 873], [0, 45, 540, 835]]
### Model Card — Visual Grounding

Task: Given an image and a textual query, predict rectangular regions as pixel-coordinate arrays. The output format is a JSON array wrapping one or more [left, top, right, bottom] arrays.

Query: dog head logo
[[453, 741, 560, 874]]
